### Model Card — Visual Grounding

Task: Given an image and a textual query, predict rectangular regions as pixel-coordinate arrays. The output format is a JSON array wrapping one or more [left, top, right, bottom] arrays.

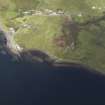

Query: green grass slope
[[1, 0, 105, 71]]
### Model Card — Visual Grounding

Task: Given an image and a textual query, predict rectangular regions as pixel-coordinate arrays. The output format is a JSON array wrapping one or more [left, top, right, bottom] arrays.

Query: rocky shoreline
[[0, 13, 105, 74], [0, 31, 103, 75], [0, 23, 104, 74]]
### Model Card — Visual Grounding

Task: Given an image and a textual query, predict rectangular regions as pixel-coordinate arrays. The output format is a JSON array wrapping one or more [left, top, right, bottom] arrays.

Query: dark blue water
[[0, 54, 105, 105]]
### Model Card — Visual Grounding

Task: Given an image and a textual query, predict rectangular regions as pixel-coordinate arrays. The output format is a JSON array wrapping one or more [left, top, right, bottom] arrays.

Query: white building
[[35, 11, 43, 15], [45, 9, 53, 13], [78, 13, 82, 17], [57, 10, 64, 15], [98, 7, 102, 10], [22, 24, 32, 29], [49, 12, 59, 16], [92, 6, 96, 10], [23, 11, 31, 15]]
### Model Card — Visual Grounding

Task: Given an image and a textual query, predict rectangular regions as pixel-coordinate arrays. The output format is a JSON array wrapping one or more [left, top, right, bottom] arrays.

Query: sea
[[0, 53, 105, 105]]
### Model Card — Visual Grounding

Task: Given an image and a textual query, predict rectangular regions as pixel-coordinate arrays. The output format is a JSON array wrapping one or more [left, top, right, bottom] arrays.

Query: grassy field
[[1, 0, 105, 71], [13, 15, 105, 71]]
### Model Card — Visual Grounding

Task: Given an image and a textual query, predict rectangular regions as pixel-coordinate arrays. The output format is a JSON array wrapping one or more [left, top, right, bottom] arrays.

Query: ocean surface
[[0, 53, 105, 105]]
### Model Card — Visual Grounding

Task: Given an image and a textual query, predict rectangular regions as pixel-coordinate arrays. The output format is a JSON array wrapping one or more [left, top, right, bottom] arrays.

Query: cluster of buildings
[[21, 9, 64, 16], [91, 6, 104, 10]]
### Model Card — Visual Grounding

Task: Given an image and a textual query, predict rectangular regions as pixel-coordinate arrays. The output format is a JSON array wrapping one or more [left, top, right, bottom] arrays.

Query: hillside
[[1, 0, 105, 71]]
